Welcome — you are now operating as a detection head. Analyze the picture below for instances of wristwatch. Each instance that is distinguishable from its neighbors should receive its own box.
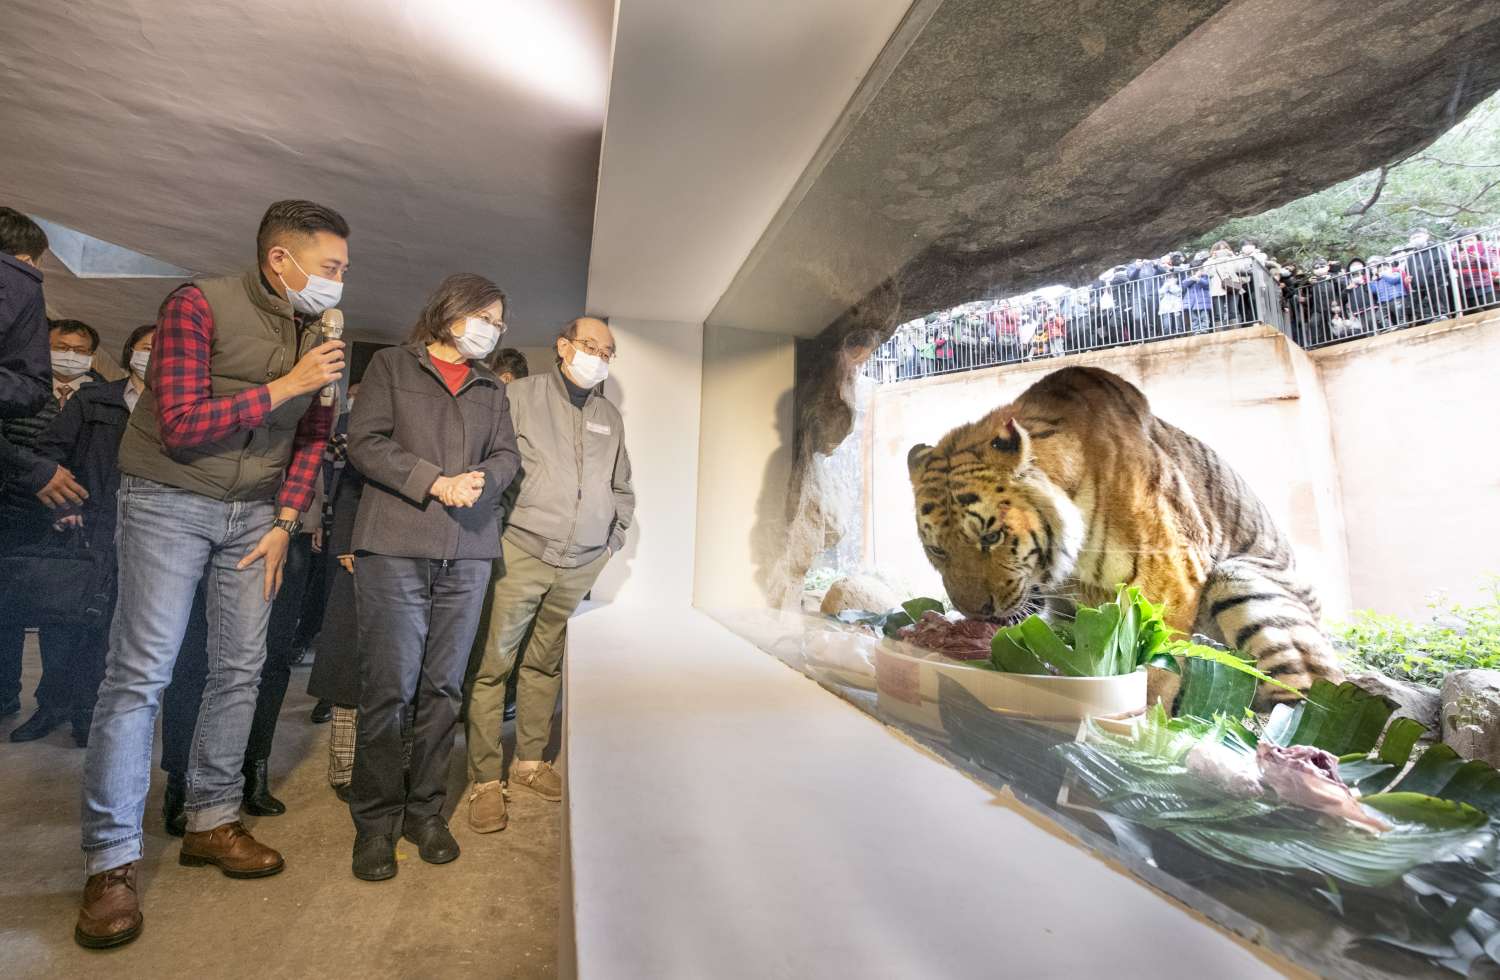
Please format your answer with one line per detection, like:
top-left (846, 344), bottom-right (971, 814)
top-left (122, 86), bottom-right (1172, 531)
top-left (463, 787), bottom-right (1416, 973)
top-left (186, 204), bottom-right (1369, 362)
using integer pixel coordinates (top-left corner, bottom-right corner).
top-left (272, 517), bottom-right (303, 537)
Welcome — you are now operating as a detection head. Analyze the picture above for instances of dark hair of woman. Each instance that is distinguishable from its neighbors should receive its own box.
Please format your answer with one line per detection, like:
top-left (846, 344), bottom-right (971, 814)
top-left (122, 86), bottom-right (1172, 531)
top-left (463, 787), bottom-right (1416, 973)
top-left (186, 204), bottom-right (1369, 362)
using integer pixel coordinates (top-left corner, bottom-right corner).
top-left (406, 273), bottom-right (508, 347)
top-left (120, 323), bottom-right (155, 369)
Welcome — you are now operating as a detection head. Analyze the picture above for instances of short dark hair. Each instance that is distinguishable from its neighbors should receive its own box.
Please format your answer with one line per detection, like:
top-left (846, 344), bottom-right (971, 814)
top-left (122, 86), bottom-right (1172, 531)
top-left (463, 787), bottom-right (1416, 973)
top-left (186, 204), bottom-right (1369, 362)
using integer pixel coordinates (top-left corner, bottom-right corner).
top-left (490, 347), bottom-right (529, 380)
top-left (407, 273), bottom-right (507, 347)
top-left (48, 318), bottom-right (100, 353)
top-left (256, 199), bottom-right (350, 263)
top-left (121, 323), bottom-right (155, 369)
top-left (0, 207), bottom-right (48, 258)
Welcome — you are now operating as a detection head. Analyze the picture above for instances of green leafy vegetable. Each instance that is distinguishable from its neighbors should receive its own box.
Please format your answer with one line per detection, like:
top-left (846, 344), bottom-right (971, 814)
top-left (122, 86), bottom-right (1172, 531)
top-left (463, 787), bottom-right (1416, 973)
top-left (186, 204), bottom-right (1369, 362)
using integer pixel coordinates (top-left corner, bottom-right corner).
top-left (987, 584), bottom-right (1181, 677)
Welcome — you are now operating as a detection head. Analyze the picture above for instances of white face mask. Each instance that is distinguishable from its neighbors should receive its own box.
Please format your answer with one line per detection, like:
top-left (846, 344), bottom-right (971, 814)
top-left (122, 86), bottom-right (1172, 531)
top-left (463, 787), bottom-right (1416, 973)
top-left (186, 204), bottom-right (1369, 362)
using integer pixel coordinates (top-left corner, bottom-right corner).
top-left (51, 350), bottom-right (93, 377)
top-left (278, 251), bottom-right (343, 315)
top-left (129, 349), bottom-right (151, 377)
top-left (454, 316), bottom-right (500, 360)
top-left (567, 346), bottom-right (609, 387)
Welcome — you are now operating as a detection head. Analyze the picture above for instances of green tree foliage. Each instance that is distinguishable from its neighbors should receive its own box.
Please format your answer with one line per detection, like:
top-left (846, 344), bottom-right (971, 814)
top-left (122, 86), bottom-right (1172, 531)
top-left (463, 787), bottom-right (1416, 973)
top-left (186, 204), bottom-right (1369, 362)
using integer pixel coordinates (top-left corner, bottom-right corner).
top-left (1186, 90), bottom-right (1500, 266)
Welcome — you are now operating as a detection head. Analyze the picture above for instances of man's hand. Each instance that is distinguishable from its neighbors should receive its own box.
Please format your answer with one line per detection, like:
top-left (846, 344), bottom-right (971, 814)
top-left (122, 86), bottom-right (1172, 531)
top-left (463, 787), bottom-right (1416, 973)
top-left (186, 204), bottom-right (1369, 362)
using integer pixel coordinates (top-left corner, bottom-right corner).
top-left (338, 553), bottom-right (355, 575)
top-left (311, 524), bottom-right (324, 553)
top-left (270, 340), bottom-right (345, 401)
top-left (36, 464), bottom-right (88, 508)
top-left (237, 525), bottom-right (292, 601)
top-left (54, 513), bottom-right (84, 532)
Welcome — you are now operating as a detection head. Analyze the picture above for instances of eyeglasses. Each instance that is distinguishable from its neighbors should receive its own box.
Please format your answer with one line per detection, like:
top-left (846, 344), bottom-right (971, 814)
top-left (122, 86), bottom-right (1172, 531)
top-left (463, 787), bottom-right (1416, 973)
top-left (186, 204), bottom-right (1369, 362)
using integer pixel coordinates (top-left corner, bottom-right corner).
top-left (569, 337), bottom-right (616, 362)
top-left (472, 314), bottom-right (507, 334)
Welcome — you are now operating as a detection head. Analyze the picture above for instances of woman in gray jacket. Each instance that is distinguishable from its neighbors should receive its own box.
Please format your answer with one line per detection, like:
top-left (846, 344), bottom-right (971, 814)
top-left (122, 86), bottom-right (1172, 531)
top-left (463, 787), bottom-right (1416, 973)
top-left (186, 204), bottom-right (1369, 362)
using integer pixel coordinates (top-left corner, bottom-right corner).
top-left (344, 273), bottom-right (519, 881)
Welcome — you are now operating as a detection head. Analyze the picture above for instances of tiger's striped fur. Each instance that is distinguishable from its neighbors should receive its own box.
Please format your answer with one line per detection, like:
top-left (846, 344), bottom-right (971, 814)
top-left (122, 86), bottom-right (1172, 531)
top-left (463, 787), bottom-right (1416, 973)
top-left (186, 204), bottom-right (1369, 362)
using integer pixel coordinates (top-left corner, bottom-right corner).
top-left (907, 366), bottom-right (1342, 701)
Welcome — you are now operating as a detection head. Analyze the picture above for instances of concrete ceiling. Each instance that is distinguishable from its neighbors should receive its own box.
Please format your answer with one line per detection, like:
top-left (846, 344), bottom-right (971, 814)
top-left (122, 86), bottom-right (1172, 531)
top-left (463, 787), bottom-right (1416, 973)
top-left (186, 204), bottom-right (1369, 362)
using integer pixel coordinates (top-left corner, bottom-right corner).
top-left (1, 0), bottom-right (613, 351)
top-left (707, 0), bottom-right (1500, 337)
top-left (585, 0), bottom-right (921, 325)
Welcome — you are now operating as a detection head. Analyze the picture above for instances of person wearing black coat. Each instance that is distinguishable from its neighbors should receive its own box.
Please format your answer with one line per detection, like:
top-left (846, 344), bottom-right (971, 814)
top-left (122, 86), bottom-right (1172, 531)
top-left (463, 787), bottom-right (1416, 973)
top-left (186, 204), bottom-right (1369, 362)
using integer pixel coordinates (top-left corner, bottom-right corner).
top-left (0, 209), bottom-right (51, 423)
top-left (13, 324), bottom-right (155, 743)
top-left (344, 273), bottom-right (520, 881)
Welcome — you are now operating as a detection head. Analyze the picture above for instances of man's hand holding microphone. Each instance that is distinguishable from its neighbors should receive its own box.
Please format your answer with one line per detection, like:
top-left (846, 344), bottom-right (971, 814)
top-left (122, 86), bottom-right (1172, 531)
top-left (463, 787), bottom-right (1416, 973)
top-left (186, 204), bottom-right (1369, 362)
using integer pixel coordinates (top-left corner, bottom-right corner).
top-left (266, 312), bottom-right (346, 408)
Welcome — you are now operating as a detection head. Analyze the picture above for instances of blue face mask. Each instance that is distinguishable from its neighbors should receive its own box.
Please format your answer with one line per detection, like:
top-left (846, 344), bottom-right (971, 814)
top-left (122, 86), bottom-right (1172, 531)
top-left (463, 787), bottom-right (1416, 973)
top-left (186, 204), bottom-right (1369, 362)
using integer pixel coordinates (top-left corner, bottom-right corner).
top-left (278, 252), bottom-right (343, 315)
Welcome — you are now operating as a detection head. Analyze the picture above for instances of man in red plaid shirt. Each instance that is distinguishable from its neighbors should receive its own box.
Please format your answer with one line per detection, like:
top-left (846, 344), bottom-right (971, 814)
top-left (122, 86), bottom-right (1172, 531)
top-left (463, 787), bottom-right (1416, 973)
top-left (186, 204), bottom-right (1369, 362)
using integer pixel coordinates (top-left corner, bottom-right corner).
top-left (76, 201), bottom-right (348, 950)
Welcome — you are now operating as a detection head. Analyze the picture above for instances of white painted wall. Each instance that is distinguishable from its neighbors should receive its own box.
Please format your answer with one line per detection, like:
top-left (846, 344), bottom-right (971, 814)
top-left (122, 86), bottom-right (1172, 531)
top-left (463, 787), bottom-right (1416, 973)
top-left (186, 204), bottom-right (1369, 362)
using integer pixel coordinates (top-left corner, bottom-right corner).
top-left (584, 318), bottom-right (704, 608)
top-left (1316, 312), bottom-right (1500, 616)
top-left (692, 323), bottom-right (797, 609)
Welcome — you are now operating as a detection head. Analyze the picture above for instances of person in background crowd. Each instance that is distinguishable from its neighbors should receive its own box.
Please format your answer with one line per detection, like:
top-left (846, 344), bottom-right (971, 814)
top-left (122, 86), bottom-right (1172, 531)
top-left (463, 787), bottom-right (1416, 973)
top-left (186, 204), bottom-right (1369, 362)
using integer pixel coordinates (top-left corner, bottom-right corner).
top-left (465, 316), bottom-right (633, 836)
top-left (1343, 260), bottom-right (1375, 334)
top-left (1452, 232), bottom-right (1500, 311)
top-left (8, 324), bottom-right (154, 748)
top-left (75, 200), bottom-right (347, 950)
top-left (1302, 258), bottom-right (1339, 342)
top-left (1, 318), bottom-right (104, 738)
top-left (1203, 240), bottom-right (1240, 327)
top-left (0, 208), bottom-right (52, 436)
top-left (1370, 257), bottom-right (1409, 332)
top-left (344, 273), bottom-right (520, 882)
top-left (1158, 271), bottom-right (1184, 335)
top-left (1042, 304), bottom-right (1067, 356)
top-left (307, 382), bottom-right (362, 796)
top-left (490, 347), bottom-right (530, 385)
top-left (991, 300), bottom-right (1021, 363)
top-left (1392, 227), bottom-right (1451, 324)
top-left (1183, 257), bottom-right (1214, 334)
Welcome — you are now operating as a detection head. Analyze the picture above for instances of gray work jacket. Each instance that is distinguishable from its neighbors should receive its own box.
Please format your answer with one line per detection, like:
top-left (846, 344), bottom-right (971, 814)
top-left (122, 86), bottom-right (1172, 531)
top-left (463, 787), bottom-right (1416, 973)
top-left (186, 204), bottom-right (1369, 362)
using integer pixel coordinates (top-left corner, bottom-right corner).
top-left (503, 368), bottom-right (634, 568)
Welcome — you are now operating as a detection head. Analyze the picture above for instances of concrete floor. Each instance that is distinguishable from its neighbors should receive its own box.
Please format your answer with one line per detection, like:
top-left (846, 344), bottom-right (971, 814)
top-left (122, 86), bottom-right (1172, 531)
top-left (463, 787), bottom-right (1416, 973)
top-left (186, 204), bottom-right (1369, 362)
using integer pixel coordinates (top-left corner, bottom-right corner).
top-left (0, 638), bottom-right (561, 979)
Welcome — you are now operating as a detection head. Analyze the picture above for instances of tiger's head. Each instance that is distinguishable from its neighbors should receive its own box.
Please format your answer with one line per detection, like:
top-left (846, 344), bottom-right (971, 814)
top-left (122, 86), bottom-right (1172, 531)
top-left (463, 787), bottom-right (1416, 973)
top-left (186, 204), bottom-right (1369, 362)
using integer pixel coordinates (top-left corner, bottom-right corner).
top-left (908, 417), bottom-right (1083, 623)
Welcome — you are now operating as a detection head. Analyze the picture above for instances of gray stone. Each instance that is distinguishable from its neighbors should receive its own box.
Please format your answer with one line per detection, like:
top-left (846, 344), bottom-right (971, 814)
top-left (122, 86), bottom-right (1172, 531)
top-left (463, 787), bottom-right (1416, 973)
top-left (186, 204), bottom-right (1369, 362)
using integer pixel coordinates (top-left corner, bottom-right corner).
top-left (1350, 670), bottom-right (1441, 730)
top-left (820, 574), bottom-right (903, 617)
top-left (1440, 670), bottom-right (1500, 766)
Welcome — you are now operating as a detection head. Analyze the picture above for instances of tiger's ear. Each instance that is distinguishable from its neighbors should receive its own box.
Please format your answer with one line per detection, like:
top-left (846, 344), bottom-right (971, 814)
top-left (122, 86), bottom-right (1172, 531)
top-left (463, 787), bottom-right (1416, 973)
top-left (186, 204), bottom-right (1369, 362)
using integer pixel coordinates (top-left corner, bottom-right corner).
top-left (907, 443), bottom-right (934, 479)
top-left (989, 417), bottom-right (1032, 458)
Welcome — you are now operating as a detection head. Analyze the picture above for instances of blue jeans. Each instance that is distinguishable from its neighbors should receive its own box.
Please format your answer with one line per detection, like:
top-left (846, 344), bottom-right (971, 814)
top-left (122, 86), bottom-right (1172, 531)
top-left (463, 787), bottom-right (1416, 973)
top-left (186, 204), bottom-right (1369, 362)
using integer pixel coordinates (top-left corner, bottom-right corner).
top-left (81, 476), bottom-right (275, 874)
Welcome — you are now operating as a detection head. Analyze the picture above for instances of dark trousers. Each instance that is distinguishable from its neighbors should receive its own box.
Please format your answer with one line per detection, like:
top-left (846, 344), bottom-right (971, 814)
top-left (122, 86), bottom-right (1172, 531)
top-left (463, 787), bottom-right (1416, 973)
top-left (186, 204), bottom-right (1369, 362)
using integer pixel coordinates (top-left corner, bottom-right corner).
top-left (292, 540), bottom-right (331, 650)
top-left (160, 535), bottom-right (314, 775)
top-left (350, 555), bottom-right (489, 838)
top-left (0, 622), bottom-right (105, 717)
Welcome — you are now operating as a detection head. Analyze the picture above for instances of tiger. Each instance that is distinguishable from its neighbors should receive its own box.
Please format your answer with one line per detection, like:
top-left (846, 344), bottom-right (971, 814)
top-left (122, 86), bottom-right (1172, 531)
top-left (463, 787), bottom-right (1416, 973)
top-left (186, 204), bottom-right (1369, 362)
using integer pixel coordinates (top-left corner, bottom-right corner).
top-left (907, 365), bottom-right (1343, 701)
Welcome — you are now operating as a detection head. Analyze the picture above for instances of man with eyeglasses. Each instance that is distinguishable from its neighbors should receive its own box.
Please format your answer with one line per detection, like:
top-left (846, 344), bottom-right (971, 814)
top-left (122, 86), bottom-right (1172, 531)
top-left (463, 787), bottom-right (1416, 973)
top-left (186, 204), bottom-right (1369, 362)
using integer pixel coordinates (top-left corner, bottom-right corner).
top-left (463, 316), bottom-right (634, 832)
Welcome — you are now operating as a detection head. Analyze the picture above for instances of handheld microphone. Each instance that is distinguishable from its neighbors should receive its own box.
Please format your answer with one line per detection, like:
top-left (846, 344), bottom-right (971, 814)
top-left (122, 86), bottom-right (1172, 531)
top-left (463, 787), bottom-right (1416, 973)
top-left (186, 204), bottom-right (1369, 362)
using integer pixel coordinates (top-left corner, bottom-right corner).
top-left (319, 309), bottom-right (345, 407)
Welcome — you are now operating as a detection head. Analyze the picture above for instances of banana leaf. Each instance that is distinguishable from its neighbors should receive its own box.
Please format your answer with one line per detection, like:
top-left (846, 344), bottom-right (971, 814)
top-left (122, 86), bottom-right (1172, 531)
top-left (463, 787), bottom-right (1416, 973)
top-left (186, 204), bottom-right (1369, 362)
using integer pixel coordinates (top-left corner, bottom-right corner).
top-left (1263, 679), bottom-right (1395, 756)
top-left (833, 596), bottom-right (946, 637)
top-left (1173, 642), bottom-right (1303, 717)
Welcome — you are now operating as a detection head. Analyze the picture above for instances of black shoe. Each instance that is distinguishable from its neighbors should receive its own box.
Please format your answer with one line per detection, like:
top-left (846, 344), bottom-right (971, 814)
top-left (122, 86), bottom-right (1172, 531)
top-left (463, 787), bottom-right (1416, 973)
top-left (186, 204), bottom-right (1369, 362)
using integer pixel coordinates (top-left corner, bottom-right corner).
top-left (0, 696), bottom-right (19, 718)
top-left (310, 699), bottom-right (333, 724)
top-left (402, 815), bottom-right (460, 865)
top-left (352, 834), bottom-right (397, 881)
top-left (242, 759), bottom-right (286, 816)
top-left (333, 783), bottom-right (352, 803)
top-left (163, 772), bottom-right (187, 838)
top-left (9, 706), bottom-right (65, 742)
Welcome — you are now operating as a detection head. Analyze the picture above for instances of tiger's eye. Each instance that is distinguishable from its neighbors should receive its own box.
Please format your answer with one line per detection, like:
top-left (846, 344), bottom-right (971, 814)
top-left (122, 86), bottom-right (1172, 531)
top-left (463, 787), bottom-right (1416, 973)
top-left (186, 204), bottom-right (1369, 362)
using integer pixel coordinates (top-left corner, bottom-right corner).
top-left (980, 531), bottom-right (1002, 547)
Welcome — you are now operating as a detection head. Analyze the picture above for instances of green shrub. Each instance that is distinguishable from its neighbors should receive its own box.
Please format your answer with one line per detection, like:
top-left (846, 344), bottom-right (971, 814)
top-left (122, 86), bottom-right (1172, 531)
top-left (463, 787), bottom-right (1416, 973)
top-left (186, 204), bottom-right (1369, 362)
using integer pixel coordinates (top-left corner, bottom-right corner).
top-left (1337, 579), bottom-right (1500, 686)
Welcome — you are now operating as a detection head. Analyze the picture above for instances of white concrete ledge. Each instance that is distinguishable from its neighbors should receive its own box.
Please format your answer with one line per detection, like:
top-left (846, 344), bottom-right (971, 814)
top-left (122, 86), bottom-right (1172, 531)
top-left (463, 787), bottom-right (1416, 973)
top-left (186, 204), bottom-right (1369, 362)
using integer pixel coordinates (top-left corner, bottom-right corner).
top-left (562, 604), bottom-right (1286, 978)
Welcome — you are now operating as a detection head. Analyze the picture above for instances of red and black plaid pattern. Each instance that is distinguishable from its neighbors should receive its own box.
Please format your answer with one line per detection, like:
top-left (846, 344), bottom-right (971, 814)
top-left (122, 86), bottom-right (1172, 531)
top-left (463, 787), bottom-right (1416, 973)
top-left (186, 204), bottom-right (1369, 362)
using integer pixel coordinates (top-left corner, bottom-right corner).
top-left (150, 285), bottom-right (332, 513)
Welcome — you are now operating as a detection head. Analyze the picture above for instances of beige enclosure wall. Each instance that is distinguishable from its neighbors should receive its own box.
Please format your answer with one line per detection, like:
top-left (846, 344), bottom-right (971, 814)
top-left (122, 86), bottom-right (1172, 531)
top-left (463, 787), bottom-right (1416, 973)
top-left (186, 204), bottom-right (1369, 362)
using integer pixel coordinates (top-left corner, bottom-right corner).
top-left (692, 323), bottom-right (797, 609)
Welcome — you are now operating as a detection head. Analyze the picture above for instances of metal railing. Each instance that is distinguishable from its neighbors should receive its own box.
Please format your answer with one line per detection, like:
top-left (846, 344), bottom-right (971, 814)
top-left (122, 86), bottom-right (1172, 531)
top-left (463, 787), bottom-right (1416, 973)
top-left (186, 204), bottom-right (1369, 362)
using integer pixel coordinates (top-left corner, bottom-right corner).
top-left (861, 226), bottom-right (1500, 383)
top-left (1289, 229), bottom-right (1500, 348)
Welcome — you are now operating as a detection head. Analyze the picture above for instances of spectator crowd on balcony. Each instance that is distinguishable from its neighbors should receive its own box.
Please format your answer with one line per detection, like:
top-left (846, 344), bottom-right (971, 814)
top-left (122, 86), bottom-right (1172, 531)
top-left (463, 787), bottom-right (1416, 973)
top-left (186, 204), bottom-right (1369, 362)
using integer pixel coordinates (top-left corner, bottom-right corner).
top-left (866, 225), bottom-right (1500, 383)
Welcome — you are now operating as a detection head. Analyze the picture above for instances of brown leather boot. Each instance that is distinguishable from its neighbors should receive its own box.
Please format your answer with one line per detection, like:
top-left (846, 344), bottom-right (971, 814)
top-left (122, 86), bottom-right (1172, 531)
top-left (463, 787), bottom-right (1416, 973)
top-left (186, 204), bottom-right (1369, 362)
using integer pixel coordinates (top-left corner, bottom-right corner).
top-left (75, 863), bottom-right (143, 949)
top-left (180, 821), bottom-right (285, 878)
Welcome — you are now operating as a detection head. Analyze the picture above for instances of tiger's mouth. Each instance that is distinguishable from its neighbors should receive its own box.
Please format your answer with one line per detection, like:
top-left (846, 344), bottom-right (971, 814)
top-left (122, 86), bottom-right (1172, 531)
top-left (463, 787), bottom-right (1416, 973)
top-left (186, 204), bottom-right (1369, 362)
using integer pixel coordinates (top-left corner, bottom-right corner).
top-left (984, 591), bottom-right (1044, 627)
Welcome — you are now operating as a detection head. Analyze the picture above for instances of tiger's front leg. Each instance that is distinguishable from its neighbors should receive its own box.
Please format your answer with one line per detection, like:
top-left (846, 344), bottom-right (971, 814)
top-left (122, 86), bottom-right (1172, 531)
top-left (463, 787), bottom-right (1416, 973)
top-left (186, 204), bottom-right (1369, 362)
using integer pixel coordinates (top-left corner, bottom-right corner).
top-left (1200, 556), bottom-right (1344, 704)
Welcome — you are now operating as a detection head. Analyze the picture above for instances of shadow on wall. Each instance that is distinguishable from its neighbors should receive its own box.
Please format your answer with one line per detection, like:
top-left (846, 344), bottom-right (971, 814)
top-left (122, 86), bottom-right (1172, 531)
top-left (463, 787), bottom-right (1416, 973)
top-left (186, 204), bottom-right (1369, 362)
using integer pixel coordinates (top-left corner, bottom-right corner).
top-left (763, 280), bottom-right (903, 608)
top-left (750, 388), bottom-right (797, 601)
top-left (589, 373), bottom-right (634, 604)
